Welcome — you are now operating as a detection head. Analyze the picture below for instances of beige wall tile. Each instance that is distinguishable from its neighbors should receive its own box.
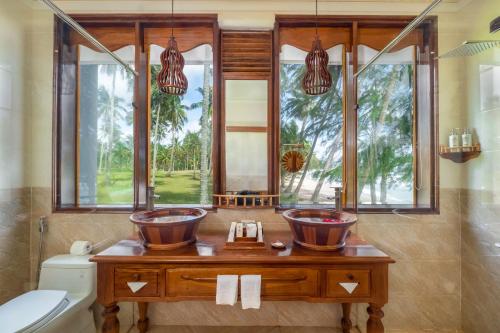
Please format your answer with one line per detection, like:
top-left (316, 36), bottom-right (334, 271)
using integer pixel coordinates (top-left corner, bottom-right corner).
top-left (274, 301), bottom-right (343, 327)
top-left (148, 301), bottom-right (279, 326)
top-left (358, 295), bottom-right (461, 333)
top-left (389, 260), bottom-right (460, 297)
top-left (357, 222), bottom-right (460, 261)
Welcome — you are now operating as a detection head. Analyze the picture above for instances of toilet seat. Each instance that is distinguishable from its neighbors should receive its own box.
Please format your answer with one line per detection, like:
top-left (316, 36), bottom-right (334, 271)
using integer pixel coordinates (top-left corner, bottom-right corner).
top-left (0, 290), bottom-right (69, 333)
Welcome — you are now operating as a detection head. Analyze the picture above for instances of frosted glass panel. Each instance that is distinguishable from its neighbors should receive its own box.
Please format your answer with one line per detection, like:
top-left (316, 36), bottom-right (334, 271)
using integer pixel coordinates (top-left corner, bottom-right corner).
top-left (225, 80), bottom-right (268, 126)
top-left (226, 132), bottom-right (268, 191)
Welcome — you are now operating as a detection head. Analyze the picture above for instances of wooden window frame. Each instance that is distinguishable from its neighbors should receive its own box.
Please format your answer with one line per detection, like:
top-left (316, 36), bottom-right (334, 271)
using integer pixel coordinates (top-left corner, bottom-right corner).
top-left (52, 14), bottom-right (220, 213)
top-left (274, 15), bottom-right (439, 214)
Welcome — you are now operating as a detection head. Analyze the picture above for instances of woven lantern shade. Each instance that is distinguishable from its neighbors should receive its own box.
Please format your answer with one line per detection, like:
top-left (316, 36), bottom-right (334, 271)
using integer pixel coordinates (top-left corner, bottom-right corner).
top-left (157, 36), bottom-right (188, 95)
top-left (302, 36), bottom-right (332, 96)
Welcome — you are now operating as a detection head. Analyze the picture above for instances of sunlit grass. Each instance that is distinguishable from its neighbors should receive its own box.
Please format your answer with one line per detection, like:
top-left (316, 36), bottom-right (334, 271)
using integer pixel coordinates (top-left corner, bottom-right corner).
top-left (97, 170), bottom-right (212, 205)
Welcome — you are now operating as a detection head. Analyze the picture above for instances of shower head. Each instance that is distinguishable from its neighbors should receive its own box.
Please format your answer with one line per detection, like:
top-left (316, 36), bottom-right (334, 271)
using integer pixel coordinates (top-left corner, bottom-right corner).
top-left (438, 40), bottom-right (500, 58)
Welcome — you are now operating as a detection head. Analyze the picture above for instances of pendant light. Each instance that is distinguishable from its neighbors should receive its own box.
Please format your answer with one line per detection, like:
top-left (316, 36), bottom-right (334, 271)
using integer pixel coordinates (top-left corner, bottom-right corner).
top-left (157, 0), bottom-right (188, 95)
top-left (302, 0), bottom-right (332, 96)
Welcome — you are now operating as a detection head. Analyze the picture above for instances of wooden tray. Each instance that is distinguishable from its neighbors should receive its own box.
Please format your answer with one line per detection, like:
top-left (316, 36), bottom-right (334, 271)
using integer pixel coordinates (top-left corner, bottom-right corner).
top-left (225, 221), bottom-right (265, 250)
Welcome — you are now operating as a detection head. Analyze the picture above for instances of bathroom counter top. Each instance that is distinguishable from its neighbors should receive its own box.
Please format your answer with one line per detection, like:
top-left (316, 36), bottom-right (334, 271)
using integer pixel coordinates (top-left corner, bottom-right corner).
top-left (93, 230), bottom-right (394, 333)
top-left (91, 230), bottom-right (394, 265)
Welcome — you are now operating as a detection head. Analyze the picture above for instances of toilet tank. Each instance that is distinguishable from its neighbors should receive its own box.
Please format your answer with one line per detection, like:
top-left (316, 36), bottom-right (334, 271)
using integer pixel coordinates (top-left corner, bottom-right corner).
top-left (38, 255), bottom-right (96, 297)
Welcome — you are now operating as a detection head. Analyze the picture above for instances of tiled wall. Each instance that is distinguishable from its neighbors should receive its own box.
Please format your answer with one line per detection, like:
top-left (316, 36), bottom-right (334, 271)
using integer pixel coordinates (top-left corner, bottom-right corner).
top-left (0, 189), bottom-right (31, 303)
top-left (459, 0), bottom-right (500, 332)
top-left (0, 1), bottom-right (32, 304)
top-left (461, 190), bottom-right (500, 333)
top-left (356, 189), bottom-right (462, 333)
top-left (30, 187), bottom-right (463, 332)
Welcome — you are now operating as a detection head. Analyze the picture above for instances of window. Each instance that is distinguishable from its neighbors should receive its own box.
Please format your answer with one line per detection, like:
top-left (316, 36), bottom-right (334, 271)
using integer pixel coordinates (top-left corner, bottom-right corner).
top-left (54, 16), bottom-right (219, 211)
top-left (148, 44), bottom-right (214, 206)
top-left (54, 15), bottom-right (438, 213)
top-left (276, 17), bottom-right (438, 212)
top-left (357, 46), bottom-right (415, 207)
top-left (78, 45), bottom-right (135, 206)
top-left (279, 45), bottom-right (344, 206)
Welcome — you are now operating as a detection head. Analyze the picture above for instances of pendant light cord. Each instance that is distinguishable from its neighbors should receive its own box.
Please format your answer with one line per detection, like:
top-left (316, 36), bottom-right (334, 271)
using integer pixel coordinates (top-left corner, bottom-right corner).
top-left (171, 0), bottom-right (174, 38)
top-left (315, 0), bottom-right (318, 37)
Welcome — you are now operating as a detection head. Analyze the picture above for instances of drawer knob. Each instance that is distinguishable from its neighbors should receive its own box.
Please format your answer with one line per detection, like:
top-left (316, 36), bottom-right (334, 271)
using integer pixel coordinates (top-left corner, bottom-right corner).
top-left (132, 273), bottom-right (141, 281)
top-left (127, 281), bottom-right (148, 293)
top-left (338, 282), bottom-right (359, 294)
top-left (346, 273), bottom-right (354, 280)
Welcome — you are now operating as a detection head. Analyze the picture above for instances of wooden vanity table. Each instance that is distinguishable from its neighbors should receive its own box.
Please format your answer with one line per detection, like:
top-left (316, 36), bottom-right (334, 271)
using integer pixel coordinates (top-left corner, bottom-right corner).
top-left (91, 230), bottom-right (394, 333)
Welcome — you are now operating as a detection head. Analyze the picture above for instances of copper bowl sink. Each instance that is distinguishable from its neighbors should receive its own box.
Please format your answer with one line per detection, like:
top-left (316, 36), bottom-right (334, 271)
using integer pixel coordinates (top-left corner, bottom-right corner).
top-left (282, 209), bottom-right (357, 251)
top-left (130, 208), bottom-right (207, 250)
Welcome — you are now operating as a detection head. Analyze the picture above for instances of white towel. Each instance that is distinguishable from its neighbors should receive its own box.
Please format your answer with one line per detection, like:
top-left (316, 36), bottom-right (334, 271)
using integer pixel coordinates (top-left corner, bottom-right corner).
top-left (241, 275), bottom-right (261, 309)
top-left (216, 275), bottom-right (238, 306)
top-left (246, 223), bottom-right (257, 238)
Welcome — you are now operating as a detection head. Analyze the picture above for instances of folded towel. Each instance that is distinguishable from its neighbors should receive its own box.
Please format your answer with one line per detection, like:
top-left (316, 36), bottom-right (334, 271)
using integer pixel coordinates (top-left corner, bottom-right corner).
top-left (241, 275), bottom-right (261, 309)
top-left (246, 223), bottom-right (257, 238)
top-left (216, 275), bottom-right (238, 306)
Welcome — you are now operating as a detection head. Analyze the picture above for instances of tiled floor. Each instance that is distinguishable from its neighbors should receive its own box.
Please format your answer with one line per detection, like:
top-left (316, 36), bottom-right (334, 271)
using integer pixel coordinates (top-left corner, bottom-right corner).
top-left (127, 326), bottom-right (354, 333)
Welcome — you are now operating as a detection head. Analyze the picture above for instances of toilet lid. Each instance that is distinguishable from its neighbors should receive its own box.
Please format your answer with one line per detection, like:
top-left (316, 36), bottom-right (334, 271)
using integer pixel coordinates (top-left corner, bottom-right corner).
top-left (0, 290), bottom-right (69, 333)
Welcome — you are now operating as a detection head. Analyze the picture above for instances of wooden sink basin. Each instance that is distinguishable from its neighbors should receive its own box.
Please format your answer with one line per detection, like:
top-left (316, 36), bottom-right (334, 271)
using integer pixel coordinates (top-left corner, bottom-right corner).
top-left (130, 208), bottom-right (207, 250)
top-left (282, 209), bottom-right (357, 251)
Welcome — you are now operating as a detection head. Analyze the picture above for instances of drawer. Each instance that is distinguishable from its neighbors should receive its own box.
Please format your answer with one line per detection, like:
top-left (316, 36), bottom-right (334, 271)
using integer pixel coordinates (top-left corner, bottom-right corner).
top-left (325, 269), bottom-right (370, 298)
top-left (114, 268), bottom-right (160, 298)
top-left (167, 268), bottom-right (319, 297)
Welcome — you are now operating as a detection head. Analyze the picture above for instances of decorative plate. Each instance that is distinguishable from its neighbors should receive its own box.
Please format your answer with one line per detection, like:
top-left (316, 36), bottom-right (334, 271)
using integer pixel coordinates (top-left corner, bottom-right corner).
top-left (281, 151), bottom-right (305, 173)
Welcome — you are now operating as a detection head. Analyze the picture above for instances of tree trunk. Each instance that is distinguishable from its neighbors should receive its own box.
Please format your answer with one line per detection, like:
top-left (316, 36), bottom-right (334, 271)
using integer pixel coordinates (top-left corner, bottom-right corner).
top-left (310, 138), bottom-right (339, 203)
top-left (168, 129), bottom-right (176, 176)
top-left (151, 105), bottom-right (161, 185)
top-left (199, 63), bottom-right (211, 204)
top-left (293, 130), bottom-right (321, 196)
top-left (284, 117), bottom-right (308, 193)
top-left (192, 153), bottom-right (197, 179)
top-left (358, 67), bottom-right (397, 204)
top-left (105, 69), bottom-right (117, 185)
top-left (370, 180), bottom-right (377, 205)
top-left (380, 173), bottom-right (387, 204)
top-left (98, 141), bottom-right (105, 172)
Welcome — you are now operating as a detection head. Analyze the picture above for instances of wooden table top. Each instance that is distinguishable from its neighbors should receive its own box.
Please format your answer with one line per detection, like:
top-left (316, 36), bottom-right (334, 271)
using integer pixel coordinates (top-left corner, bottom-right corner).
top-left (91, 230), bottom-right (394, 265)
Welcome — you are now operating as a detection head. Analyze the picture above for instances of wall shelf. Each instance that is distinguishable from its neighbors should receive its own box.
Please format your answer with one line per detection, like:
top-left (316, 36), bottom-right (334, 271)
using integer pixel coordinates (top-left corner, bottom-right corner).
top-left (213, 193), bottom-right (279, 209)
top-left (439, 144), bottom-right (481, 163)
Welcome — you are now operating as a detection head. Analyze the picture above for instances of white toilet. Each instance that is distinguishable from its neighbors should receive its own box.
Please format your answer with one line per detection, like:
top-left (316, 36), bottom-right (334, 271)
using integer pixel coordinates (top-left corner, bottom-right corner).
top-left (0, 255), bottom-right (97, 333)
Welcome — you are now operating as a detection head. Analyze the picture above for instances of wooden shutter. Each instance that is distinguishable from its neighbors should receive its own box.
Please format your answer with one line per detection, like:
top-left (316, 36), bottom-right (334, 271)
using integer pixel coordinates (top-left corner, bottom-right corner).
top-left (221, 31), bottom-right (272, 74)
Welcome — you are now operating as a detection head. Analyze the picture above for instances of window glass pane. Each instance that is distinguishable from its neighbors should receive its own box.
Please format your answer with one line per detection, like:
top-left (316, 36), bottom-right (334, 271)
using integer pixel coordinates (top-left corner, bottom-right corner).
top-left (149, 44), bottom-right (213, 205)
top-left (279, 44), bottom-right (343, 206)
top-left (225, 80), bottom-right (268, 127)
top-left (224, 79), bottom-right (268, 193)
top-left (78, 45), bottom-right (135, 206)
top-left (357, 45), bottom-right (415, 207)
top-left (226, 132), bottom-right (268, 191)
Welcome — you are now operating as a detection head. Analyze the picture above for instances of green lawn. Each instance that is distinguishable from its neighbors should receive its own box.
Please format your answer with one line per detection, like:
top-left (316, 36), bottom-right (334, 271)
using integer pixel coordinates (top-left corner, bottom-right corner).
top-left (97, 169), bottom-right (211, 205)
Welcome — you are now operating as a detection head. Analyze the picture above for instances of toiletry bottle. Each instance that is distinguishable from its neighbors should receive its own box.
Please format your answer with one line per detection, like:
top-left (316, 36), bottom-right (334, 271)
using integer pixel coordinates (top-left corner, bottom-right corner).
top-left (449, 128), bottom-right (460, 148)
top-left (462, 128), bottom-right (472, 147)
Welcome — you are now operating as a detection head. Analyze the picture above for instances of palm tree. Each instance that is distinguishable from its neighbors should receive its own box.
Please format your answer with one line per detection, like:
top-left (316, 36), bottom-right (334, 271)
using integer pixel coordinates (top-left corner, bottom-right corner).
top-left (187, 65), bottom-right (213, 204)
top-left (357, 64), bottom-right (414, 204)
top-left (164, 96), bottom-right (187, 176)
top-left (282, 65), bottom-right (343, 198)
top-left (182, 131), bottom-right (201, 178)
top-left (97, 85), bottom-right (128, 184)
top-left (150, 65), bottom-right (173, 185)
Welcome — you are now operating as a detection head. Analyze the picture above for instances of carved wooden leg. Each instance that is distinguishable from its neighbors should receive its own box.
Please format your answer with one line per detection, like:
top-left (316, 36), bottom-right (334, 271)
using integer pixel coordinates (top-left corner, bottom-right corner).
top-left (341, 303), bottom-right (353, 333)
top-left (102, 303), bottom-right (120, 333)
top-left (137, 302), bottom-right (150, 333)
top-left (366, 303), bottom-right (385, 333)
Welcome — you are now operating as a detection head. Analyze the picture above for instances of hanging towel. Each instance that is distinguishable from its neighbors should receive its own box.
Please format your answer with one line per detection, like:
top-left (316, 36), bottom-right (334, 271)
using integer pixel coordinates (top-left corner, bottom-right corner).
top-left (241, 275), bottom-right (261, 309)
top-left (216, 275), bottom-right (238, 306)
